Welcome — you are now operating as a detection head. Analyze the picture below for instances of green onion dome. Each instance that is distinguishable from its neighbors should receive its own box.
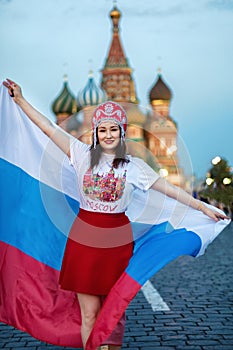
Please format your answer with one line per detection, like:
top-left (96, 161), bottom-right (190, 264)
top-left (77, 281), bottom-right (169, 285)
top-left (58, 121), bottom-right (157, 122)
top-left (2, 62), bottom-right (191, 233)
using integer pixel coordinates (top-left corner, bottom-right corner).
top-left (149, 73), bottom-right (172, 102)
top-left (77, 70), bottom-right (107, 109)
top-left (52, 75), bottom-right (77, 115)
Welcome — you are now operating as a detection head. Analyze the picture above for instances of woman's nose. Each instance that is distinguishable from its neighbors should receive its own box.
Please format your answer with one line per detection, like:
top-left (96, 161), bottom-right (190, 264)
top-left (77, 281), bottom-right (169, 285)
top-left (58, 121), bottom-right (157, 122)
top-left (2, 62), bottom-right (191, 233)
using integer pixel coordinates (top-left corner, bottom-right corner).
top-left (106, 129), bottom-right (112, 138)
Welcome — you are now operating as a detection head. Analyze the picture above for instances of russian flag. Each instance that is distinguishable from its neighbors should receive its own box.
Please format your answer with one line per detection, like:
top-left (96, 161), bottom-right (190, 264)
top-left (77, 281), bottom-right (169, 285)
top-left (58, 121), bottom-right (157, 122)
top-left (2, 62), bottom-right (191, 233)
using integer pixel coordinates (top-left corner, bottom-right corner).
top-left (0, 84), bottom-right (230, 350)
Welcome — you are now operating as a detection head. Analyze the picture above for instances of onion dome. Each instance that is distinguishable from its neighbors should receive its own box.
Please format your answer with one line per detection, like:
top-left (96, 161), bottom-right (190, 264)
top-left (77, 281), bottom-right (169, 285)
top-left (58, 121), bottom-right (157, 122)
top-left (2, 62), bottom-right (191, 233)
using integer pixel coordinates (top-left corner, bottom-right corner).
top-left (77, 70), bottom-right (107, 109)
top-left (149, 73), bottom-right (172, 102)
top-left (52, 75), bottom-right (77, 115)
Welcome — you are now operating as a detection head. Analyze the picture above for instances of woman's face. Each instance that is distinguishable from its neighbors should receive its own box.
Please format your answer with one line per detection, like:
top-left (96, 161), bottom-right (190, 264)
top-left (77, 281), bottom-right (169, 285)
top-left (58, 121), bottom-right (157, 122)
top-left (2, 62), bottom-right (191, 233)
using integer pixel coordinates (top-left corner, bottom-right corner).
top-left (97, 121), bottom-right (120, 154)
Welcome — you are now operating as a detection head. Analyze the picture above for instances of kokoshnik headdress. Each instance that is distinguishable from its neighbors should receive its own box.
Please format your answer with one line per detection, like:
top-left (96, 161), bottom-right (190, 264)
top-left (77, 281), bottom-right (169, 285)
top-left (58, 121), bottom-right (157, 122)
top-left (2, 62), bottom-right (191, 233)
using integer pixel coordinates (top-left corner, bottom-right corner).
top-left (92, 101), bottom-right (127, 148)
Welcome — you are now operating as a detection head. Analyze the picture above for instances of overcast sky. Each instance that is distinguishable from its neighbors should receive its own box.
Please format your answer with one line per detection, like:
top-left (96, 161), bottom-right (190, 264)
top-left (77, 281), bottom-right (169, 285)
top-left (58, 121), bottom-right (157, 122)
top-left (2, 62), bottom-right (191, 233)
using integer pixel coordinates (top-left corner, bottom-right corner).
top-left (1, 0), bottom-right (233, 180)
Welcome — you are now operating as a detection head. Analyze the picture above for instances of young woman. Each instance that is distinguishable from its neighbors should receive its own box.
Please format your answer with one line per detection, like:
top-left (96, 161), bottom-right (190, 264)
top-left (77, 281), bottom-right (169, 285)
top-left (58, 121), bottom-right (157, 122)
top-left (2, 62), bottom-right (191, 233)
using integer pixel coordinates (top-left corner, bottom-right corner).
top-left (3, 79), bottom-right (228, 350)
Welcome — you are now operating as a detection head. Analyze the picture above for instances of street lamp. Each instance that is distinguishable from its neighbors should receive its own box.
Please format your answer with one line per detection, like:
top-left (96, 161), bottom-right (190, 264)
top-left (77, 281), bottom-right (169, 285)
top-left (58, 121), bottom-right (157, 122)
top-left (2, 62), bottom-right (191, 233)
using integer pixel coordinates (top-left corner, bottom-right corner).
top-left (206, 177), bottom-right (214, 186)
top-left (159, 168), bottom-right (169, 178)
top-left (223, 178), bottom-right (232, 185)
top-left (212, 156), bottom-right (221, 165)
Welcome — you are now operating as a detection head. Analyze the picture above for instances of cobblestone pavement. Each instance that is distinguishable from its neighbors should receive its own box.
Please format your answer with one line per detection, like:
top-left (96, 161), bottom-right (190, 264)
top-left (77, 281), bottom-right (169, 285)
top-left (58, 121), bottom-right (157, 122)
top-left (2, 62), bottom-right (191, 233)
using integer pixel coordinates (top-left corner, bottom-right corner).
top-left (1, 222), bottom-right (232, 350)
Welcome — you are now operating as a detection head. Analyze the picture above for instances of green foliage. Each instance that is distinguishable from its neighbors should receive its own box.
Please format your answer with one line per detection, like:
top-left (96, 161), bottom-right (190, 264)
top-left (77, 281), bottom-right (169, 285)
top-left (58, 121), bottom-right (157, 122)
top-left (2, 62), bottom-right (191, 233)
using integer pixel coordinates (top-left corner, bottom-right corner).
top-left (200, 158), bottom-right (233, 206)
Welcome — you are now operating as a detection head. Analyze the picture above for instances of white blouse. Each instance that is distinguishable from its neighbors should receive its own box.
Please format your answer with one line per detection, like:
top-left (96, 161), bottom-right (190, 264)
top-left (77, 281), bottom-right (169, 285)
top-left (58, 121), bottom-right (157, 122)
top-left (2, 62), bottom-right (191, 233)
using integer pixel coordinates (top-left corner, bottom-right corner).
top-left (70, 139), bottom-right (160, 213)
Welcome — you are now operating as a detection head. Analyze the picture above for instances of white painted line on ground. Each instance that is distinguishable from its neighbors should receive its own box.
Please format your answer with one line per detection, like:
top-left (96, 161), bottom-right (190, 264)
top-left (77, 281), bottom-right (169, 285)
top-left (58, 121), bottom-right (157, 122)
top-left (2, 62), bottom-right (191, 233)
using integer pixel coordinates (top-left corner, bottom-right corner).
top-left (141, 280), bottom-right (170, 311)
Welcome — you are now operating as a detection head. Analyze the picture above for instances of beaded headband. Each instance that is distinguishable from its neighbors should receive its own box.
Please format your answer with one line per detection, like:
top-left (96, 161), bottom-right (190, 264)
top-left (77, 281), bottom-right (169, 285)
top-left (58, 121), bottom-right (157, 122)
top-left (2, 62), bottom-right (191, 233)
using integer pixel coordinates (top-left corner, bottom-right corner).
top-left (92, 101), bottom-right (127, 148)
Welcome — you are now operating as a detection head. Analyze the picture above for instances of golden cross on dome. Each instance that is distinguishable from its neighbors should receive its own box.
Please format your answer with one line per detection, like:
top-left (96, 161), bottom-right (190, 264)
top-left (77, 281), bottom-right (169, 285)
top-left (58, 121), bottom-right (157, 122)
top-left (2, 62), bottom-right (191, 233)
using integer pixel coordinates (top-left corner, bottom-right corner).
top-left (62, 62), bottom-right (69, 82)
top-left (88, 59), bottom-right (94, 77)
top-left (157, 55), bottom-right (162, 74)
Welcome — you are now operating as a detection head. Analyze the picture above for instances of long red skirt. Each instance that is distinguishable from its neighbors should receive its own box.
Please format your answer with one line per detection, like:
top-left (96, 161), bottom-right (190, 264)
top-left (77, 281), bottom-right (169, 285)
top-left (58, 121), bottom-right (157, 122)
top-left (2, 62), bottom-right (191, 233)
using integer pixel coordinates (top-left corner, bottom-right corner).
top-left (59, 209), bottom-right (133, 295)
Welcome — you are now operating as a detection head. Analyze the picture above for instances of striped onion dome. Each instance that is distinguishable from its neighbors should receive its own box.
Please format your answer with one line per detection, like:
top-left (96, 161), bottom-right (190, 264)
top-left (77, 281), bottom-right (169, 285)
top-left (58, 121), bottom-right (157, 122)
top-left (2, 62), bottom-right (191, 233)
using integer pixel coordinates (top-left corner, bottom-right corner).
top-left (52, 75), bottom-right (77, 115)
top-left (149, 73), bottom-right (172, 102)
top-left (77, 70), bottom-right (107, 109)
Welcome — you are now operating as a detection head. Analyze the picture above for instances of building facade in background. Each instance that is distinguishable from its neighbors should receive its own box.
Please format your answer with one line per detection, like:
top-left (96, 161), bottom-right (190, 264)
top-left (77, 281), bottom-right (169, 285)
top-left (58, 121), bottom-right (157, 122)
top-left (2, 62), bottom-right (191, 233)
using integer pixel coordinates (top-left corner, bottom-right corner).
top-left (52, 4), bottom-right (184, 186)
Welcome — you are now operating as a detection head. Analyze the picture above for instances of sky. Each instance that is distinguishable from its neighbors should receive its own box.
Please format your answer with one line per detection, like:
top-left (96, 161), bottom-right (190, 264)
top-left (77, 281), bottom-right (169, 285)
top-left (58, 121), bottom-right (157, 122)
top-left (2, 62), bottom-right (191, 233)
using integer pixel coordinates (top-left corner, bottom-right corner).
top-left (0, 0), bottom-right (233, 181)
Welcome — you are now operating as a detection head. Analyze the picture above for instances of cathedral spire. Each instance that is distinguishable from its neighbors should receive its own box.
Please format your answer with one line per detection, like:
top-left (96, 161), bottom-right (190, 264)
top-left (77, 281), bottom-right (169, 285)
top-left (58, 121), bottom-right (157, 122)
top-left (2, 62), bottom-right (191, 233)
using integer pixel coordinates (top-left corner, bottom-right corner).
top-left (101, 4), bottom-right (138, 103)
top-left (110, 1), bottom-right (121, 33)
top-left (104, 4), bottom-right (127, 67)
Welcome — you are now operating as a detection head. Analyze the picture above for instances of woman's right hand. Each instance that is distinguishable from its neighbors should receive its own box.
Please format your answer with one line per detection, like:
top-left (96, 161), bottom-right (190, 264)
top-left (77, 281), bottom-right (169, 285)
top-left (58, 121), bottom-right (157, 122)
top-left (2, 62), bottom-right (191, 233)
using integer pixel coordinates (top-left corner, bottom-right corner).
top-left (3, 78), bottom-right (72, 156)
top-left (3, 79), bottom-right (23, 104)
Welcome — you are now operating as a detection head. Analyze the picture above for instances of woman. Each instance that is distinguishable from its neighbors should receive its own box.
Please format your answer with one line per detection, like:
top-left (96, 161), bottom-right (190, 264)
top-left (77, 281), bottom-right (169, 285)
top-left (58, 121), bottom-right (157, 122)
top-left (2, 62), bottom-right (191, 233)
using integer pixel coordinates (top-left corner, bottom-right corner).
top-left (3, 79), bottom-right (228, 350)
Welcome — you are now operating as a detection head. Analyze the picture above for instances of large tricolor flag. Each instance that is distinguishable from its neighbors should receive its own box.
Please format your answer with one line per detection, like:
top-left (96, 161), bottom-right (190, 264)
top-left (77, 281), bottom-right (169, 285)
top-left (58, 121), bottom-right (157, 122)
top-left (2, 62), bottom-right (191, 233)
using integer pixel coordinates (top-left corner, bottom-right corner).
top-left (0, 84), bottom-right (230, 350)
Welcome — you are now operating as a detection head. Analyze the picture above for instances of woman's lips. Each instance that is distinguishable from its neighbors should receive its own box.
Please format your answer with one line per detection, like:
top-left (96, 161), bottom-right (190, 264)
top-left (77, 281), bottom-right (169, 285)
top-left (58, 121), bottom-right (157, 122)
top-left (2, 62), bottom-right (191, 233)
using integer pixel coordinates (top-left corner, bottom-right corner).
top-left (104, 140), bottom-right (114, 144)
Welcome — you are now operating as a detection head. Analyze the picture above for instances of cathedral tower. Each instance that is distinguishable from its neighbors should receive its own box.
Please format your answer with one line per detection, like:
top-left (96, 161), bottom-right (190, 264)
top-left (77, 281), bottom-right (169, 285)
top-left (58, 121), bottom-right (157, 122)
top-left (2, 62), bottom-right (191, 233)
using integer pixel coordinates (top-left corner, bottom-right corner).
top-left (146, 71), bottom-right (184, 186)
top-left (101, 4), bottom-right (138, 104)
top-left (101, 4), bottom-right (146, 157)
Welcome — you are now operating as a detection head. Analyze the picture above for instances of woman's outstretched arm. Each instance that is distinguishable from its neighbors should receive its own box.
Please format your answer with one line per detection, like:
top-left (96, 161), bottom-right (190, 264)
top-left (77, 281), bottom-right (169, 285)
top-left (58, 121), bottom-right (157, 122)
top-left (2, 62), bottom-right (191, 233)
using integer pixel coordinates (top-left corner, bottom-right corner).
top-left (151, 177), bottom-right (229, 222)
top-left (3, 78), bottom-right (72, 157)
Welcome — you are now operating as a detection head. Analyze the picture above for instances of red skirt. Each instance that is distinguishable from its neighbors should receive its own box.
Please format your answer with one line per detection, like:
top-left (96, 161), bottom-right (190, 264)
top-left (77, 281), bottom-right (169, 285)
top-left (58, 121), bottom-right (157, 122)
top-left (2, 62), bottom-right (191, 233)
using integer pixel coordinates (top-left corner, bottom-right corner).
top-left (59, 209), bottom-right (133, 295)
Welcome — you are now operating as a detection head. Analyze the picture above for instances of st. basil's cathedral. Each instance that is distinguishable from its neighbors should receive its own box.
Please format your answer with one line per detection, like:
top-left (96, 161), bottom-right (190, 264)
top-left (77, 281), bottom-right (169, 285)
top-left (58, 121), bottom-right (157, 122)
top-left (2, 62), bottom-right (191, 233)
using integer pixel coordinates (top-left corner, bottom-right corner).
top-left (51, 4), bottom-right (185, 187)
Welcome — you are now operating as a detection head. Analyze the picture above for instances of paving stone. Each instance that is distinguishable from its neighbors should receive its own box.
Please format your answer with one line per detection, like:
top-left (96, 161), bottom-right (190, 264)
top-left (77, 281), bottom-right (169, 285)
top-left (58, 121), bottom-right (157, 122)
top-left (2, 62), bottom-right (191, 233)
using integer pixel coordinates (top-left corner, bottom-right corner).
top-left (187, 339), bottom-right (221, 345)
top-left (142, 347), bottom-right (173, 350)
top-left (11, 348), bottom-right (37, 350)
top-left (202, 347), bottom-right (233, 350)
top-left (162, 334), bottom-right (188, 341)
top-left (176, 347), bottom-right (202, 350)
top-left (219, 340), bottom-right (233, 345)
top-left (4, 342), bottom-right (27, 348)
top-left (26, 341), bottom-right (46, 346)
top-left (222, 335), bottom-right (233, 339)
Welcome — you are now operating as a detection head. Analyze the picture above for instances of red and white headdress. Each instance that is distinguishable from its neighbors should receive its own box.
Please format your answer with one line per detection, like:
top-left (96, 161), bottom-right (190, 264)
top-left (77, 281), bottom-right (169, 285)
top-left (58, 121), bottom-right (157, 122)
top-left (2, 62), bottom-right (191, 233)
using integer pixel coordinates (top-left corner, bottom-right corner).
top-left (92, 101), bottom-right (127, 148)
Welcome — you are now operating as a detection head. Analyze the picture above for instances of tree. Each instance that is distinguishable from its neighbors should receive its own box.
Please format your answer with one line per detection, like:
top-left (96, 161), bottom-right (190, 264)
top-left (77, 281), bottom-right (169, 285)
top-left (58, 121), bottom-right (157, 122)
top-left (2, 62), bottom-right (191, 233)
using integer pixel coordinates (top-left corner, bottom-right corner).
top-left (199, 157), bottom-right (233, 215)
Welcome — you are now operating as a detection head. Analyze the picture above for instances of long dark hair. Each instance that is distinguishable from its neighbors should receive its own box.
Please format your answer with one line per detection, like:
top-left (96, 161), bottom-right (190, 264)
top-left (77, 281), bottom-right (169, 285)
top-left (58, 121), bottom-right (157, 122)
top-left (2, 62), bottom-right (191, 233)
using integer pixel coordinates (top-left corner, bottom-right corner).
top-left (90, 126), bottom-right (129, 169)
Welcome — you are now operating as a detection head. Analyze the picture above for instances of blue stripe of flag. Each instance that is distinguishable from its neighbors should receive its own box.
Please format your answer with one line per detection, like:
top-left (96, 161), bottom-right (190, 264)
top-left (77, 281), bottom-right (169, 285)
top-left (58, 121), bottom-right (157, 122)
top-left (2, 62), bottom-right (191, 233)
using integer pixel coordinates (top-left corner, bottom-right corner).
top-left (0, 158), bottom-right (79, 270)
top-left (127, 222), bottom-right (202, 286)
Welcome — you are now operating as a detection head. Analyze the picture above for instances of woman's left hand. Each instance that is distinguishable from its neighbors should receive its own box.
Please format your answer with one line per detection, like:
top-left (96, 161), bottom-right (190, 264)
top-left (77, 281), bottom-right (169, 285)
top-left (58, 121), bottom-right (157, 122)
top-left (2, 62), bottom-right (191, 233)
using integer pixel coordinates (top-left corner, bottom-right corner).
top-left (200, 204), bottom-right (230, 222)
top-left (3, 79), bottom-right (23, 104)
